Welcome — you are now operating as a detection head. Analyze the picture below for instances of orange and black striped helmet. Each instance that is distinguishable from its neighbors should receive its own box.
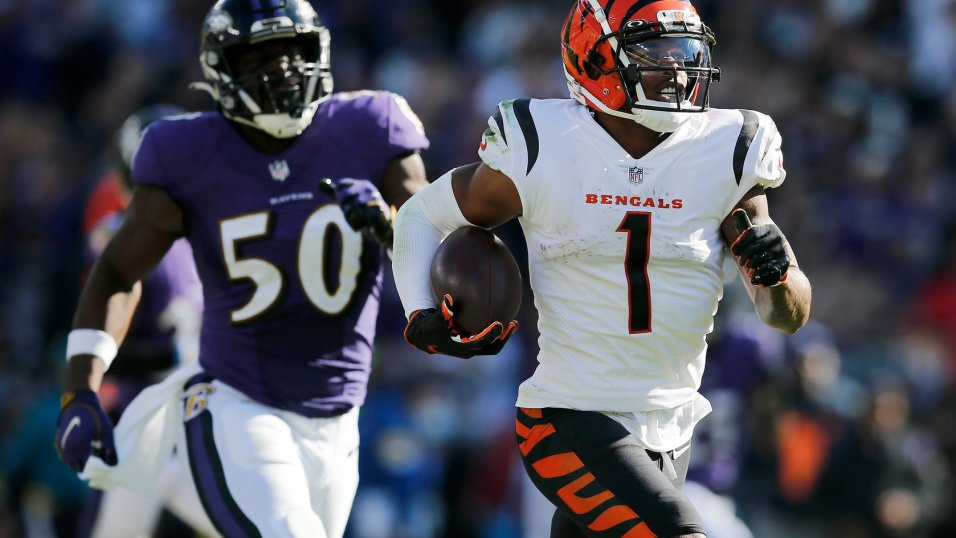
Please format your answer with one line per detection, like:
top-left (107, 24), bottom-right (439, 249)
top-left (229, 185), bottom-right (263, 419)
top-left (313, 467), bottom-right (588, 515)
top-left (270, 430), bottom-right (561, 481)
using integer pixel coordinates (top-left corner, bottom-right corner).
top-left (562, 0), bottom-right (720, 132)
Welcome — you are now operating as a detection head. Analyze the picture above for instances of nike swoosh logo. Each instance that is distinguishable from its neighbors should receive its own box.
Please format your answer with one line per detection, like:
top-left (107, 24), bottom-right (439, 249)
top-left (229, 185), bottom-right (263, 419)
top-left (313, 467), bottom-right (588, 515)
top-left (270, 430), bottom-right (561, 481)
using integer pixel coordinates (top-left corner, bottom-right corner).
top-left (60, 416), bottom-right (82, 449)
top-left (671, 443), bottom-right (691, 460)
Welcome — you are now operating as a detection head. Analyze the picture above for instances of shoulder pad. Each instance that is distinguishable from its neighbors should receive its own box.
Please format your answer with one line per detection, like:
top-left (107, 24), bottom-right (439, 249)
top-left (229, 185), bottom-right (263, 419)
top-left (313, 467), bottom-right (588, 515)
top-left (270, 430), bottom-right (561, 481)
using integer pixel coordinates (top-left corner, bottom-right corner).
top-left (733, 109), bottom-right (760, 185)
top-left (734, 109), bottom-right (785, 190)
top-left (479, 99), bottom-right (540, 178)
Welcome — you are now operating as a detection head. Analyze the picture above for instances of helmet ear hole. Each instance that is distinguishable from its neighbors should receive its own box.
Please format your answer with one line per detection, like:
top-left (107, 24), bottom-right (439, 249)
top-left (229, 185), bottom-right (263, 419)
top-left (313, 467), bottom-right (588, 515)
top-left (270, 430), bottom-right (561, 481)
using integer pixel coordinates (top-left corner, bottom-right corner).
top-left (565, 45), bottom-right (584, 76)
top-left (625, 64), bottom-right (640, 83)
top-left (585, 51), bottom-right (605, 80)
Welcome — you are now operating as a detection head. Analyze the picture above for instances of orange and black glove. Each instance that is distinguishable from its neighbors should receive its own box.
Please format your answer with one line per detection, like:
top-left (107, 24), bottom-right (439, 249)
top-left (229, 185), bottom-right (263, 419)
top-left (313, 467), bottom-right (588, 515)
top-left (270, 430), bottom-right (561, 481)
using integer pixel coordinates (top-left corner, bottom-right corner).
top-left (404, 294), bottom-right (518, 359)
top-left (731, 209), bottom-right (792, 287)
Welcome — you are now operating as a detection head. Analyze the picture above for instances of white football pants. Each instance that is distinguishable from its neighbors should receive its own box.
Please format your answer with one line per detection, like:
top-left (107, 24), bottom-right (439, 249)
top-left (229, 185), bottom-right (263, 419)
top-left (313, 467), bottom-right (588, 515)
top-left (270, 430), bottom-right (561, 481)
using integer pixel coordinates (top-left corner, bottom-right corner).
top-left (179, 379), bottom-right (360, 538)
top-left (90, 456), bottom-right (218, 538)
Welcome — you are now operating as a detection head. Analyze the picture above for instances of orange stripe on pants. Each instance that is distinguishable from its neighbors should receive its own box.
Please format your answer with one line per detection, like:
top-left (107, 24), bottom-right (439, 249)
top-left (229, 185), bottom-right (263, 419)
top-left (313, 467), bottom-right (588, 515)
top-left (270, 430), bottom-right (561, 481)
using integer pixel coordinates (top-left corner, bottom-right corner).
top-left (518, 423), bottom-right (556, 456)
top-left (557, 473), bottom-right (614, 514)
top-left (531, 452), bottom-right (585, 478)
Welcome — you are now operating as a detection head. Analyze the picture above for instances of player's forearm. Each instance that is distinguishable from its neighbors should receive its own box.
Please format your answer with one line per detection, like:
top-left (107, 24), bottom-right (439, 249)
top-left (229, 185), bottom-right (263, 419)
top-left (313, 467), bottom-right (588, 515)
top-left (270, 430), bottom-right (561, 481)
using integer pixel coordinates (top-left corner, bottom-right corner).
top-left (392, 206), bottom-right (442, 316)
top-left (392, 170), bottom-right (473, 317)
top-left (66, 261), bottom-right (143, 391)
top-left (64, 355), bottom-right (109, 392)
top-left (73, 256), bottom-right (143, 336)
top-left (754, 267), bottom-right (811, 334)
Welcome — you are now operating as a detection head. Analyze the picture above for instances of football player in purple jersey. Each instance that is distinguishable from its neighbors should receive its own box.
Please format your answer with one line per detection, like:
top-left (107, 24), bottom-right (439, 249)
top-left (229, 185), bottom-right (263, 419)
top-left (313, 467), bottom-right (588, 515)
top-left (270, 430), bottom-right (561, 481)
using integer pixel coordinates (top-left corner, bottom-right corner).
top-left (76, 104), bottom-right (216, 538)
top-left (55, 1), bottom-right (429, 536)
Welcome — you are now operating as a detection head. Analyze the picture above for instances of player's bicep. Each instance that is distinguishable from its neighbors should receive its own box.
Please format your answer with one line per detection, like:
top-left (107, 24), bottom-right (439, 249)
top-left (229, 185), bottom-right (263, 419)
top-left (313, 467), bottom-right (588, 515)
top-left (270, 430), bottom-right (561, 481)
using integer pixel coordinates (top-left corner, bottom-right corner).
top-left (451, 162), bottom-right (522, 229)
top-left (98, 185), bottom-right (184, 286)
top-left (380, 150), bottom-right (428, 209)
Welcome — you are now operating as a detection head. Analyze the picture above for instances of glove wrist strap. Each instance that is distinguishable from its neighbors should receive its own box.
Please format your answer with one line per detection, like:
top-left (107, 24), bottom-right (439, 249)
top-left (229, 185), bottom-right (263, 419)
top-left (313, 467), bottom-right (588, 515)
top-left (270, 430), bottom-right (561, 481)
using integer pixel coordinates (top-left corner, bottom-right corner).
top-left (66, 329), bottom-right (118, 370)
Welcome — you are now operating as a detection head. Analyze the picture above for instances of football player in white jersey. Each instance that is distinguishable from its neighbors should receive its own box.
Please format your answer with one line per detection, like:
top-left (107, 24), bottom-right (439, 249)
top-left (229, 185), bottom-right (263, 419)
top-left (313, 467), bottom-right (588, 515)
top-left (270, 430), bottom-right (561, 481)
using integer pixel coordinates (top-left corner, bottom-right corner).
top-left (392, 0), bottom-right (811, 537)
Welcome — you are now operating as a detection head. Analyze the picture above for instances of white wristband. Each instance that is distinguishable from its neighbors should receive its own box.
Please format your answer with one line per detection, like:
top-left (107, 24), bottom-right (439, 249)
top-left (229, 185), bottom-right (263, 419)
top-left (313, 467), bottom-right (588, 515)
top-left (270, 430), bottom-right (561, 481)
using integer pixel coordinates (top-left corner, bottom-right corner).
top-left (66, 329), bottom-right (118, 370)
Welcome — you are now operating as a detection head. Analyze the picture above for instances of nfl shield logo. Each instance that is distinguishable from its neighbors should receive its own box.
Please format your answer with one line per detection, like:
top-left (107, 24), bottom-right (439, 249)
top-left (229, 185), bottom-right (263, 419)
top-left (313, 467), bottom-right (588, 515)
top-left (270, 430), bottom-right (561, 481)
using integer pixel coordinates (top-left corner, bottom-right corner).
top-left (628, 166), bottom-right (644, 184)
top-left (269, 160), bottom-right (290, 182)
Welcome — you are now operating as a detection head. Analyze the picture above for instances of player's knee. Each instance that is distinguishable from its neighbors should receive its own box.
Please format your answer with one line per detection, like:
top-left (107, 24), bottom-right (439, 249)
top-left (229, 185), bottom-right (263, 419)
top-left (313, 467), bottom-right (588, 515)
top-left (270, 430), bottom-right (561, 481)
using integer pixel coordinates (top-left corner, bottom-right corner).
top-left (271, 508), bottom-right (327, 538)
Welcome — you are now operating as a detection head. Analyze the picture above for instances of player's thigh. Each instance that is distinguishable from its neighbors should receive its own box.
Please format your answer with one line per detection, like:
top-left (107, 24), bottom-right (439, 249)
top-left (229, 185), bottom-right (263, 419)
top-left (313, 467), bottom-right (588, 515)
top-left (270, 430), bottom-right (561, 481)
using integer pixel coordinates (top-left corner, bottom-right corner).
top-left (551, 507), bottom-right (589, 538)
top-left (515, 407), bottom-right (705, 538)
top-left (302, 408), bottom-right (360, 538)
top-left (155, 455), bottom-right (220, 537)
top-left (181, 376), bottom-right (326, 538)
top-left (90, 486), bottom-right (163, 538)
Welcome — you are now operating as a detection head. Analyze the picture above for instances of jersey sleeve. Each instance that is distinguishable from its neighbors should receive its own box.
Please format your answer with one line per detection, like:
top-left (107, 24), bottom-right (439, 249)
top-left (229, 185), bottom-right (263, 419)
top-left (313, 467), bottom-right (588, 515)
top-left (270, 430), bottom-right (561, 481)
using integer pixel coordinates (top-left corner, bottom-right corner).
top-left (384, 92), bottom-right (429, 153)
top-left (477, 99), bottom-right (544, 220)
top-left (130, 124), bottom-right (169, 189)
top-left (746, 111), bottom-right (786, 190)
top-left (332, 91), bottom-right (428, 182)
top-left (478, 99), bottom-right (528, 183)
top-left (721, 110), bottom-right (789, 228)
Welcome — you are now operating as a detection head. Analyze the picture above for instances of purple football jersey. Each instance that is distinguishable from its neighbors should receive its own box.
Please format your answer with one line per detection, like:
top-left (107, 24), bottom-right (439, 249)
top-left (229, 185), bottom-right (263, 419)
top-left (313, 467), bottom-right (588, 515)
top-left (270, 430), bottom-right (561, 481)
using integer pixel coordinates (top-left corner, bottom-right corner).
top-left (132, 91), bottom-right (429, 417)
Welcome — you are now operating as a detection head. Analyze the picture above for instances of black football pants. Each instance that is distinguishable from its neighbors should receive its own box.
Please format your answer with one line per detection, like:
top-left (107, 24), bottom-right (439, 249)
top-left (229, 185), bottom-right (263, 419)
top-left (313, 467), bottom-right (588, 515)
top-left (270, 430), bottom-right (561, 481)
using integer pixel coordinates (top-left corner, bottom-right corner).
top-left (516, 407), bottom-right (705, 538)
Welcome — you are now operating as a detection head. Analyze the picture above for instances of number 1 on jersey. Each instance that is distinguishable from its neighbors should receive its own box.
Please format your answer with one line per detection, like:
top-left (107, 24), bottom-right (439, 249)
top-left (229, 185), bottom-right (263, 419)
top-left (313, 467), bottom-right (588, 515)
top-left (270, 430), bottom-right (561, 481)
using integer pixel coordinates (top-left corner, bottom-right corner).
top-left (617, 212), bottom-right (652, 334)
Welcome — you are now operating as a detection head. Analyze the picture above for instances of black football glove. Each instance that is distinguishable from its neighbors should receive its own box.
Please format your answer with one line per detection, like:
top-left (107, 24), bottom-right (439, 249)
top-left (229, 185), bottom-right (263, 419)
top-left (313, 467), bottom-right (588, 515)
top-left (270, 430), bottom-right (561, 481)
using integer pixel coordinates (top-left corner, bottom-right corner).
top-left (730, 209), bottom-right (791, 288)
top-left (405, 294), bottom-right (519, 359)
top-left (319, 177), bottom-right (394, 246)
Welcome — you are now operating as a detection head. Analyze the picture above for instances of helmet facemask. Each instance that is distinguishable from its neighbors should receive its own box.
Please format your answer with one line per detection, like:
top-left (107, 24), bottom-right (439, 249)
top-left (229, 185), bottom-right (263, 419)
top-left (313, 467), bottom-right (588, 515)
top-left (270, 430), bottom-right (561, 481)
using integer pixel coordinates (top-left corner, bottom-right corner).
top-left (621, 33), bottom-right (714, 112)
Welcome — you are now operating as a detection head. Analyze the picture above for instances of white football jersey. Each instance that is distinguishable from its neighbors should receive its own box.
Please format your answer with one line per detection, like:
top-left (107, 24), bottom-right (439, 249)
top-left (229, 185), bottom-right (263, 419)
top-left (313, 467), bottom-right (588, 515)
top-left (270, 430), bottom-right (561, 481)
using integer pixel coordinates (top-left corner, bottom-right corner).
top-left (479, 98), bottom-right (785, 413)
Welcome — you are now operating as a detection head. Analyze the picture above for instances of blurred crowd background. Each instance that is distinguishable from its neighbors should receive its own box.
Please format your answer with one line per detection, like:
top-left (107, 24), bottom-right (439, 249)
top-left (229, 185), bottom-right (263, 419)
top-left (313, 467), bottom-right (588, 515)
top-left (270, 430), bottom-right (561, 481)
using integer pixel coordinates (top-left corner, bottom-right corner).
top-left (2, 0), bottom-right (956, 537)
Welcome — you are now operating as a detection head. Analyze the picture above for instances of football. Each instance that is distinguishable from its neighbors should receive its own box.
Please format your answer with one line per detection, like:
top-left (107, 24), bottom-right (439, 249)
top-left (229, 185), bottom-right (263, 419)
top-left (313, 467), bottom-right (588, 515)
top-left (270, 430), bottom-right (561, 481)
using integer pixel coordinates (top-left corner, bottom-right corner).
top-left (430, 226), bottom-right (522, 336)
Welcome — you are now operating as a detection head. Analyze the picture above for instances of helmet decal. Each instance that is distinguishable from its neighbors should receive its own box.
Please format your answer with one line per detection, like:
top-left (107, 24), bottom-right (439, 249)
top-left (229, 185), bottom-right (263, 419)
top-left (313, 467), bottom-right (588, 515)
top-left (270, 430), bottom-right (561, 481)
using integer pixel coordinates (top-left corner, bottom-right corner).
top-left (618, 0), bottom-right (693, 23)
top-left (205, 10), bottom-right (232, 33)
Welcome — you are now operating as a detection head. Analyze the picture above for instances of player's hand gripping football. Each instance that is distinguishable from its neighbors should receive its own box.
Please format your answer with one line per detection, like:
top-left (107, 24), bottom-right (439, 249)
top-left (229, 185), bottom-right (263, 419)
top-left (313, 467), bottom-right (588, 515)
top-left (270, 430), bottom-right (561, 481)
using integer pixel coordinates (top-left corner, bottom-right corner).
top-left (405, 294), bottom-right (518, 359)
top-left (319, 177), bottom-right (394, 246)
top-left (55, 390), bottom-right (117, 472)
top-left (730, 209), bottom-right (791, 287)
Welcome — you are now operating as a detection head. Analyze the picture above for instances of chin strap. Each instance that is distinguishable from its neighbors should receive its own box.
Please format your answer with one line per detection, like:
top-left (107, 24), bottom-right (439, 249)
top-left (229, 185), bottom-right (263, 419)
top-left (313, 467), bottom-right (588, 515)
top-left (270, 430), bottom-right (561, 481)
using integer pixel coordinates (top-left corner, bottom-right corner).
top-left (249, 114), bottom-right (308, 139)
top-left (566, 70), bottom-right (691, 133)
top-left (251, 98), bottom-right (324, 138)
top-left (189, 81), bottom-right (218, 100)
top-left (627, 106), bottom-right (693, 133)
top-left (190, 76), bottom-right (327, 138)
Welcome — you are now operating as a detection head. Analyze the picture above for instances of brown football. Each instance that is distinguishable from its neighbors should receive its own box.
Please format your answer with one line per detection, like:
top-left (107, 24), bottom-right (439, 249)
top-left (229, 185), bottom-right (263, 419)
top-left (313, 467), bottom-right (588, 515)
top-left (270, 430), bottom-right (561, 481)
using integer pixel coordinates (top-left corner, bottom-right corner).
top-left (429, 226), bottom-right (522, 335)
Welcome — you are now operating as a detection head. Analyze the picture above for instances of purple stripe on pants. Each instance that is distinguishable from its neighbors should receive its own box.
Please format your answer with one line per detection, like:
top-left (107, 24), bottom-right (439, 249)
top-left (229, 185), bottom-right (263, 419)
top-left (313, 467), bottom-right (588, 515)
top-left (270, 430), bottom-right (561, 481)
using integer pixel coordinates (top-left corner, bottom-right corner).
top-left (185, 410), bottom-right (260, 537)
